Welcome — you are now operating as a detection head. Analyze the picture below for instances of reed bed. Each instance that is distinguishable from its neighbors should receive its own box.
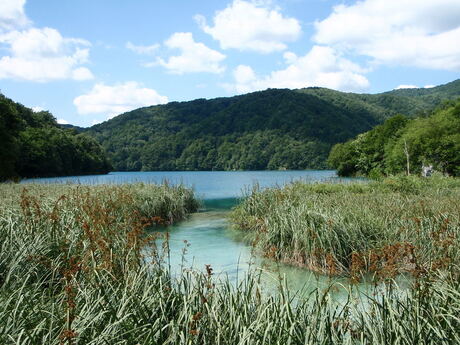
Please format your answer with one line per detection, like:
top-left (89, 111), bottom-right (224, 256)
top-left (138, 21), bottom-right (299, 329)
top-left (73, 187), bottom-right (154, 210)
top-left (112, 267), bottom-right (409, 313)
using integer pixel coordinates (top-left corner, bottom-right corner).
top-left (231, 174), bottom-right (460, 279)
top-left (0, 181), bottom-right (459, 344)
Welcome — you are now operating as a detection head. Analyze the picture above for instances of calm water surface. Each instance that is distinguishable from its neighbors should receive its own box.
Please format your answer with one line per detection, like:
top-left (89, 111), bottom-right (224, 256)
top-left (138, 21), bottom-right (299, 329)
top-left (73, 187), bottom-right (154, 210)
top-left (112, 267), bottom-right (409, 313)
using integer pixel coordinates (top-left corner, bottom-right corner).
top-left (23, 170), bottom-right (339, 198)
top-left (23, 170), bottom-right (368, 297)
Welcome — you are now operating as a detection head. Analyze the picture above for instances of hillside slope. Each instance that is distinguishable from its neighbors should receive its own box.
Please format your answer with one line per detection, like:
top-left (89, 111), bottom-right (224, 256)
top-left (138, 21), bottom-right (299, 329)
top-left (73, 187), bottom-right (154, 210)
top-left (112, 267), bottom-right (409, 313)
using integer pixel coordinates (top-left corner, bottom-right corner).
top-left (86, 79), bottom-right (460, 171)
top-left (0, 94), bottom-right (111, 181)
top-left (328, 99), bottom-right (460, 177)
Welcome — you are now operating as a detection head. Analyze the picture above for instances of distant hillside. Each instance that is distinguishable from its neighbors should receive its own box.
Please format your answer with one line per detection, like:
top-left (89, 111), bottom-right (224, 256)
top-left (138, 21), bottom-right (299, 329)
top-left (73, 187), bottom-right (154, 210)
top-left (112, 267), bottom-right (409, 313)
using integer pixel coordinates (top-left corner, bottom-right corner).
top-left (60, 123), bottom-right (85, 132)
top-left (299, 79), bottom-right (460, 117)
top-left (86, 79), bottom-right (460, 172)
top-left (0, 94), bottom-right (111, 181)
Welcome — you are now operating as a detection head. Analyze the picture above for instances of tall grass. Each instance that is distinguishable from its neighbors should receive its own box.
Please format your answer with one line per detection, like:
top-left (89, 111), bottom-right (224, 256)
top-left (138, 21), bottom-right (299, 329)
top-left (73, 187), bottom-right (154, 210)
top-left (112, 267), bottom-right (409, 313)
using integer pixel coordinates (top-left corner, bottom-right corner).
top-left (1, 181), bottom-right (459, 344)
top-left (231, 174), bottom-right (460, 278)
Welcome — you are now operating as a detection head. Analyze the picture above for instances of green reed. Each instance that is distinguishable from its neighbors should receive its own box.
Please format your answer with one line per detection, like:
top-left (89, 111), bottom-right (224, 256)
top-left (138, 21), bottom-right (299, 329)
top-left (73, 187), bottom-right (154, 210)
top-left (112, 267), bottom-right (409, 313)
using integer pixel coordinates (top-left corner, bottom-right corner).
top-left (0, 180), bottom-right (459, 344)
top-left (231, 174), bottom-right (460, 278)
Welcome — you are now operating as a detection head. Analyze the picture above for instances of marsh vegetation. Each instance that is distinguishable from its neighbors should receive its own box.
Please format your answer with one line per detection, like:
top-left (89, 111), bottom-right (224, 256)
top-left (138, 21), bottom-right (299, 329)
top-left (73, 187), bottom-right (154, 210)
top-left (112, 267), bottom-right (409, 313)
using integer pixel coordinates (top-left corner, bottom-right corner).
top-left (1, 177), bottom-right (459, 344)
top-left (231, 175), bottom-right (460, 279)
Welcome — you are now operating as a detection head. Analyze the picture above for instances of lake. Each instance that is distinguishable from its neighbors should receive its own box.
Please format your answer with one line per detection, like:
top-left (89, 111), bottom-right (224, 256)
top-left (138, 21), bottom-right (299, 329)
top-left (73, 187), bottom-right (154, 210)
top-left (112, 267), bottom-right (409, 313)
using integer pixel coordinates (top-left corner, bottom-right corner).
top-left (23, 170), bottom-right (366, 296)
top-left (22, 170), bottom-right (340, 199)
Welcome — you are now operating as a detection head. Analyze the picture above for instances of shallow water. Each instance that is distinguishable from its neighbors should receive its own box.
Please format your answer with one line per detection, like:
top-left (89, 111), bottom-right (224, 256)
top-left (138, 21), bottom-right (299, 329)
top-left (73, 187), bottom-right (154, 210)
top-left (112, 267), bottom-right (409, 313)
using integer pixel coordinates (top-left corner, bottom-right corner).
top-left (23, 170), bottom-right (367, 297)
top-left (157, 197), bottom-right (369, 300)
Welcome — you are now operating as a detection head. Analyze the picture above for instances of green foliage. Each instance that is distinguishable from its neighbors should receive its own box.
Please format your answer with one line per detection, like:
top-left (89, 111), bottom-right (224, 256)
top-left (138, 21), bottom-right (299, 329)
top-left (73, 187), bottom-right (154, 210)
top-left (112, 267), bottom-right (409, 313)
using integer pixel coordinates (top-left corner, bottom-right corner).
top-left (84, 80), bottom-right (460, 172)
top-left (385, 101), bottom-right (460, 176)
top-left (0, 98), bottom-right (22, 180)
top-left (328, 114), bottom-right (409, 176)
top-left (2, 183), bottom-right (460, 344)
top-left (329, 99), bottom-right (460, 177)
top-left (327, 140), bottom-right (359, 176)
top-left (231, 176), bottom-right (460, 277)
top-left (87, 89), bottom-right (381, 171)
top-left (0, 94), bottom-right (111, 180)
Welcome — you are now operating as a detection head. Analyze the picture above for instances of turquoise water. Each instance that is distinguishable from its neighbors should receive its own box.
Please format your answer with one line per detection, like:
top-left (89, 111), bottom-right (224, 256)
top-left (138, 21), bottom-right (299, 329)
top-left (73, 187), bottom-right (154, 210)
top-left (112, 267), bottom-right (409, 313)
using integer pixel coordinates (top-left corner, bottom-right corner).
top-left (22, 170), bottom-right (340, 199)
top-left (23, 170), bottom-right (365, 296)
top-left (160, 198), bottom-right (349, 295)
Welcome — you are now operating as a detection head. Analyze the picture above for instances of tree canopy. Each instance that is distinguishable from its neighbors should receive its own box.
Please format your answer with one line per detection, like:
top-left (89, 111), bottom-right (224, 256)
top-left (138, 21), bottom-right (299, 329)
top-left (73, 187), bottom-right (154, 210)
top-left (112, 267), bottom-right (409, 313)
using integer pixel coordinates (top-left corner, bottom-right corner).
top-left (85, 80), bottom-right (460, 172)
top-left (0, 94), bottom-right (111, 181)
top-left (328, 99), bottom-right (460, 177)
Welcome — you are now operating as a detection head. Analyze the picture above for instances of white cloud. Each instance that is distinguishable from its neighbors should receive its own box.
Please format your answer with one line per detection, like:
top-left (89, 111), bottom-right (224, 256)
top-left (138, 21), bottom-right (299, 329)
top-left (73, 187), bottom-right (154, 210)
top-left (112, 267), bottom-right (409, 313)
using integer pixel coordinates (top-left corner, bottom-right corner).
top-left (234, 65), bottom-right (257, 85)
top-left (32, 106), bottom-right (44, 112)
top-left (314, 0), bottom-right (460, 71)
top-left (196, 0), bottom-right (301, 53)
top-left (395, 84), bottom-right (418, 90)
top-left (126, 41), bottom-right (159, 55)
top-left (394, 84), bottom-right (442, 90)
top-left (0, 27), bottom-right (94, 82)
top-left (0, 1), bottom-right (94, 82)
top-left (155, 32), bottom-right (225, 74)
top-left (0, 0), bottom-right (30, 32)
top-left (57, 118), bottom-right (69, 125)
top-left (73, 82), bottom-right (168, 119)
top-left (226, 45), bottom-right (369, 94)
top-left (72, 67), bottom-right (94, 81)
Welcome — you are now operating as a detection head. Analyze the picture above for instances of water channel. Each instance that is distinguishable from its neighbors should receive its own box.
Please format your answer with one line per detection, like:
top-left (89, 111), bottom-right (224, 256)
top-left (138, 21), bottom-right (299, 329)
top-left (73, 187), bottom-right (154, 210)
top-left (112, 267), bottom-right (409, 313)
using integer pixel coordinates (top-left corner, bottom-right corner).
top-left (24, 170), bottom-right (377, 299)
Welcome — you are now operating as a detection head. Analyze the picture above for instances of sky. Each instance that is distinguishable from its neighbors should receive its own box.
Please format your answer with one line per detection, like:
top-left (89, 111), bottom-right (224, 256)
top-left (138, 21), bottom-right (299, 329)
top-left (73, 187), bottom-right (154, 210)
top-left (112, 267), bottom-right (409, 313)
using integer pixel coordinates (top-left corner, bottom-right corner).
top-left (0, 0), bottom-right (459, 127)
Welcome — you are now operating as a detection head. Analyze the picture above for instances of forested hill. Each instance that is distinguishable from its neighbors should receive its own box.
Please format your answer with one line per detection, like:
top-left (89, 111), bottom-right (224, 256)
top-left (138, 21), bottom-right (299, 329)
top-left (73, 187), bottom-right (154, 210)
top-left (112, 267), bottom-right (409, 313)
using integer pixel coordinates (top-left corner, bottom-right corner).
top-left (328, 99), bottom-right (460, 177)
top-left (86, 79), bottom-right (460, 172)
top-left (0, 94), bottom-right (111, 181)
top-left (298, 78), bottom-right (460, 118)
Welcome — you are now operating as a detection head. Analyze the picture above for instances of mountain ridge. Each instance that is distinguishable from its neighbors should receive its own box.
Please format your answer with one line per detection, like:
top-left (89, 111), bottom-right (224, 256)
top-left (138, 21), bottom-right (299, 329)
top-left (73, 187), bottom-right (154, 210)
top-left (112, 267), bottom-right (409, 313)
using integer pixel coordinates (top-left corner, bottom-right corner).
top-left (84, 79), bottom-right (460, 171)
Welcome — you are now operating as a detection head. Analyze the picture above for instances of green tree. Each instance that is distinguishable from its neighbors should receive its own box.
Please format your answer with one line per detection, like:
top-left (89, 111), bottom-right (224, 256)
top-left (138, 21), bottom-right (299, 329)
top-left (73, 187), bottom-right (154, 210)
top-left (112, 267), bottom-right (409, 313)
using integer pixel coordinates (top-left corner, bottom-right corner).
top-left (0, 97), bottom-right (23, 180)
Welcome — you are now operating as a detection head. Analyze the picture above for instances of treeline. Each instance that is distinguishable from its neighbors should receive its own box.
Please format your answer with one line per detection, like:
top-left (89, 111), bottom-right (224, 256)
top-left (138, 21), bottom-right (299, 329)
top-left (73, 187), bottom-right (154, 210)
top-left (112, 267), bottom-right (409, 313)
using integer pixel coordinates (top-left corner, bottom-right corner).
top-left (328, 99), bottom-right (460, 177)
top-left (86, 89), bottom-right (386, 171)
top-left (87, 80), bottom-right (460, 172)
top-left (115, 131), bottom-right (329, 171)
top-left (3, 79), bottom-right (459, 178)
top-left (0, 94), bottom-right (111, 181)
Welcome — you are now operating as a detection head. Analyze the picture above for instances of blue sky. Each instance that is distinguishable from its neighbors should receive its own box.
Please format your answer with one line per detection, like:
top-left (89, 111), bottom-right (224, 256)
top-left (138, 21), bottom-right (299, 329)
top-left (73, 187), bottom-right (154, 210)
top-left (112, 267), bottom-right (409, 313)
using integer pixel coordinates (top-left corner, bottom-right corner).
top-left (0, 0), bottom-right (459, 127)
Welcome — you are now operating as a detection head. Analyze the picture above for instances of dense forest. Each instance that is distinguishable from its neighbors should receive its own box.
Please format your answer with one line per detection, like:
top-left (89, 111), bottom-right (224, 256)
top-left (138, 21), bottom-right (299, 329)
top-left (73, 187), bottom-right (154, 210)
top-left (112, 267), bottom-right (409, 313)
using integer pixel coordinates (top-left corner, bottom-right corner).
top-left (0, 94), bottom-right (111, 181)
top-left (85, 79), bottom-right (460, 172)
top-left (328, 99), bottom-right (460, 177)
top-left (2, 79), bottom-right (459, 179)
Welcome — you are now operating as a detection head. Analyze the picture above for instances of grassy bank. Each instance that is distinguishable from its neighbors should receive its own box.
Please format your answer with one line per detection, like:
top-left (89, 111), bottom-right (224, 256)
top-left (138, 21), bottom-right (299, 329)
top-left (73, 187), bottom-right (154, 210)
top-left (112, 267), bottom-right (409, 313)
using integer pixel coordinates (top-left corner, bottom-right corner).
top-left (0, 183), bottom-right (200, 344)
top-left (231, 175), bottom-right (460, 279)
top-left (1, 182), bottom-right (460, 344)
